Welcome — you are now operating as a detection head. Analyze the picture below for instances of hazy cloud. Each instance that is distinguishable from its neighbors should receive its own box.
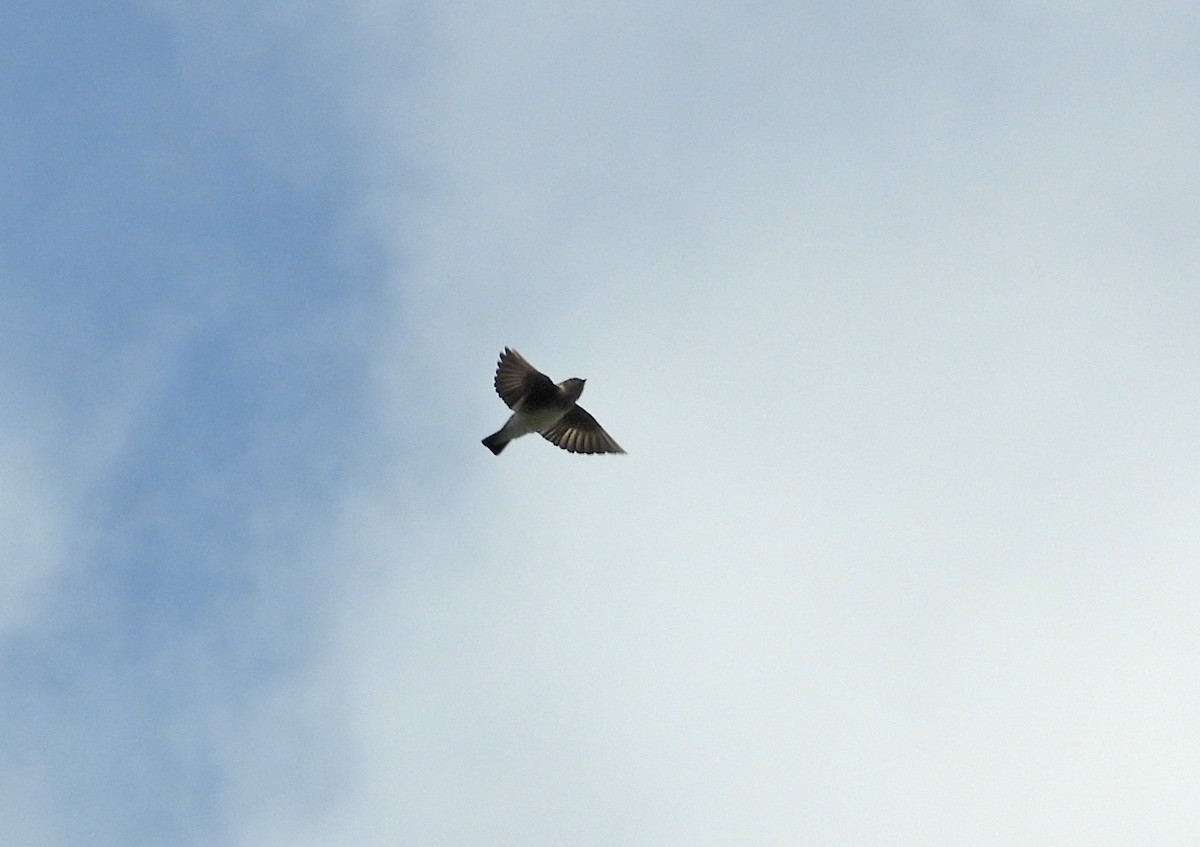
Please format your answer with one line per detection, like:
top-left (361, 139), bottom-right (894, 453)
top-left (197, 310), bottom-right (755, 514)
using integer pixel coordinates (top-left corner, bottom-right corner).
top-left (3, 1), bottom-right (1198, 845)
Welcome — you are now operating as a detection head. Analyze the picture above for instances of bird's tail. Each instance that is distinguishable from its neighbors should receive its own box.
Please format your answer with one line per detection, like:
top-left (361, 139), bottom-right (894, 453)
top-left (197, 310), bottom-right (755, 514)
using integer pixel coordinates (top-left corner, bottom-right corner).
top-left (482, 431), bottom-right (508, 455)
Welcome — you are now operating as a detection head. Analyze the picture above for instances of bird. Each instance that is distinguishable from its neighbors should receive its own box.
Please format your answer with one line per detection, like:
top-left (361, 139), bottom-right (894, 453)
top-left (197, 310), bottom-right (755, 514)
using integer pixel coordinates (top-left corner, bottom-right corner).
top-left (482, 347), bottom-right (625, 456)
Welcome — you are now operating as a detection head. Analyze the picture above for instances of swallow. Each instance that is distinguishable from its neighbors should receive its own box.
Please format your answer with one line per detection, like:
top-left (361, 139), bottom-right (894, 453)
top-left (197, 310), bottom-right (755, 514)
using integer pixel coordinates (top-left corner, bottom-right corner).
top-left (482, 347), bottom-right (625, 455)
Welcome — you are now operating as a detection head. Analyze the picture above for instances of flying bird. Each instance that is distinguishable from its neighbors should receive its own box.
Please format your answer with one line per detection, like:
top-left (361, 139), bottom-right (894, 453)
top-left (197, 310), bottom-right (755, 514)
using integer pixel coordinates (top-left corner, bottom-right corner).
top-left (482, 347), bottom-right (626, 456)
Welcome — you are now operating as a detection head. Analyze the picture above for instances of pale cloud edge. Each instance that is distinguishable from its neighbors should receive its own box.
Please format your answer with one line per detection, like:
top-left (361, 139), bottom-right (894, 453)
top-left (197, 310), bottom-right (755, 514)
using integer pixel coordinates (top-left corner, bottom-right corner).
top-left (2, 1), bottom-right (1199, 845)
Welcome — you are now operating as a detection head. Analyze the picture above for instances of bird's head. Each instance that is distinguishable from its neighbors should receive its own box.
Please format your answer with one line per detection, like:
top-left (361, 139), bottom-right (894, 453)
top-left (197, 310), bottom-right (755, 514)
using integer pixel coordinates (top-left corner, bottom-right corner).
top-left (560, 377), bottom-right (586, 402)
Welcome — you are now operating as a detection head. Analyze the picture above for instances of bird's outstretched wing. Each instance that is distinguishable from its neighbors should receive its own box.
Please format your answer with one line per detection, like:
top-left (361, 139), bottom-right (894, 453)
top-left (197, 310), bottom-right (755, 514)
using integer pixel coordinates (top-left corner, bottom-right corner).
top-left (540, 406), bottom-right (625, 454)
top-left (494, 347), bottom-right (556, 410)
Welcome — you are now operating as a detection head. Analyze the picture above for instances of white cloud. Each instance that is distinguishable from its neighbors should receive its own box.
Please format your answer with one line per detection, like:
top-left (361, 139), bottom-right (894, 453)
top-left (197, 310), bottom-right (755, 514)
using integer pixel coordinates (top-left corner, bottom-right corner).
top-left (0, 431), bottom-right (67, 637)
top-left (8, 2), bottom-right (1195, 844)
top-left (213, 2), bottom-right (1200, 844)
top-left (0, 289), bottom-right (181, 639)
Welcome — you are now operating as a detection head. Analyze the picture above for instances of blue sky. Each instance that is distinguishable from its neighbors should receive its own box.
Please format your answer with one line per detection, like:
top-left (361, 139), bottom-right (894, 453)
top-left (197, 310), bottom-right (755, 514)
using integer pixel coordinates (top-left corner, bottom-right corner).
top-left (3, 1), bottom-right (1199, 844)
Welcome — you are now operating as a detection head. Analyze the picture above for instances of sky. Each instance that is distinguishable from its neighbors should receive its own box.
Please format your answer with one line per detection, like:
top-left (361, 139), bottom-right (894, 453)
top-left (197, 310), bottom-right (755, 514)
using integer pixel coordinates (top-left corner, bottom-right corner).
top-left (2, 1), bottom-right (1199, 844)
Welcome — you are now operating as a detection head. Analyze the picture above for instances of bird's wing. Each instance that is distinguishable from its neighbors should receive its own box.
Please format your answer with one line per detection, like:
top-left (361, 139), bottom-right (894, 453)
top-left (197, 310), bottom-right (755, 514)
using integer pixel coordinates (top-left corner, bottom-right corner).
top-left (494, 347), bottom-right (556, 410)
top-left (540, 406), bottom-right (626, 454)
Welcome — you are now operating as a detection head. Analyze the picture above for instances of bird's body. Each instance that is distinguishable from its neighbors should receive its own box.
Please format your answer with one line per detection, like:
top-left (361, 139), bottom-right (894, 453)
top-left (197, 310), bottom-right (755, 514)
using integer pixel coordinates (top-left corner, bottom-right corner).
top-left (482, 348), bottom-right (625, 455)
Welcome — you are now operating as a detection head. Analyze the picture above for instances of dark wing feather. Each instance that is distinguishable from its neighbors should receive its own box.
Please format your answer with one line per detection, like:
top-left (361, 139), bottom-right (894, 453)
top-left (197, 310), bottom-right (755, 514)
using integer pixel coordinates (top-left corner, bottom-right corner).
top-left (540, 406), bottom-right (626, 454)
top-left (494, 348), bottom-right (556, 410)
